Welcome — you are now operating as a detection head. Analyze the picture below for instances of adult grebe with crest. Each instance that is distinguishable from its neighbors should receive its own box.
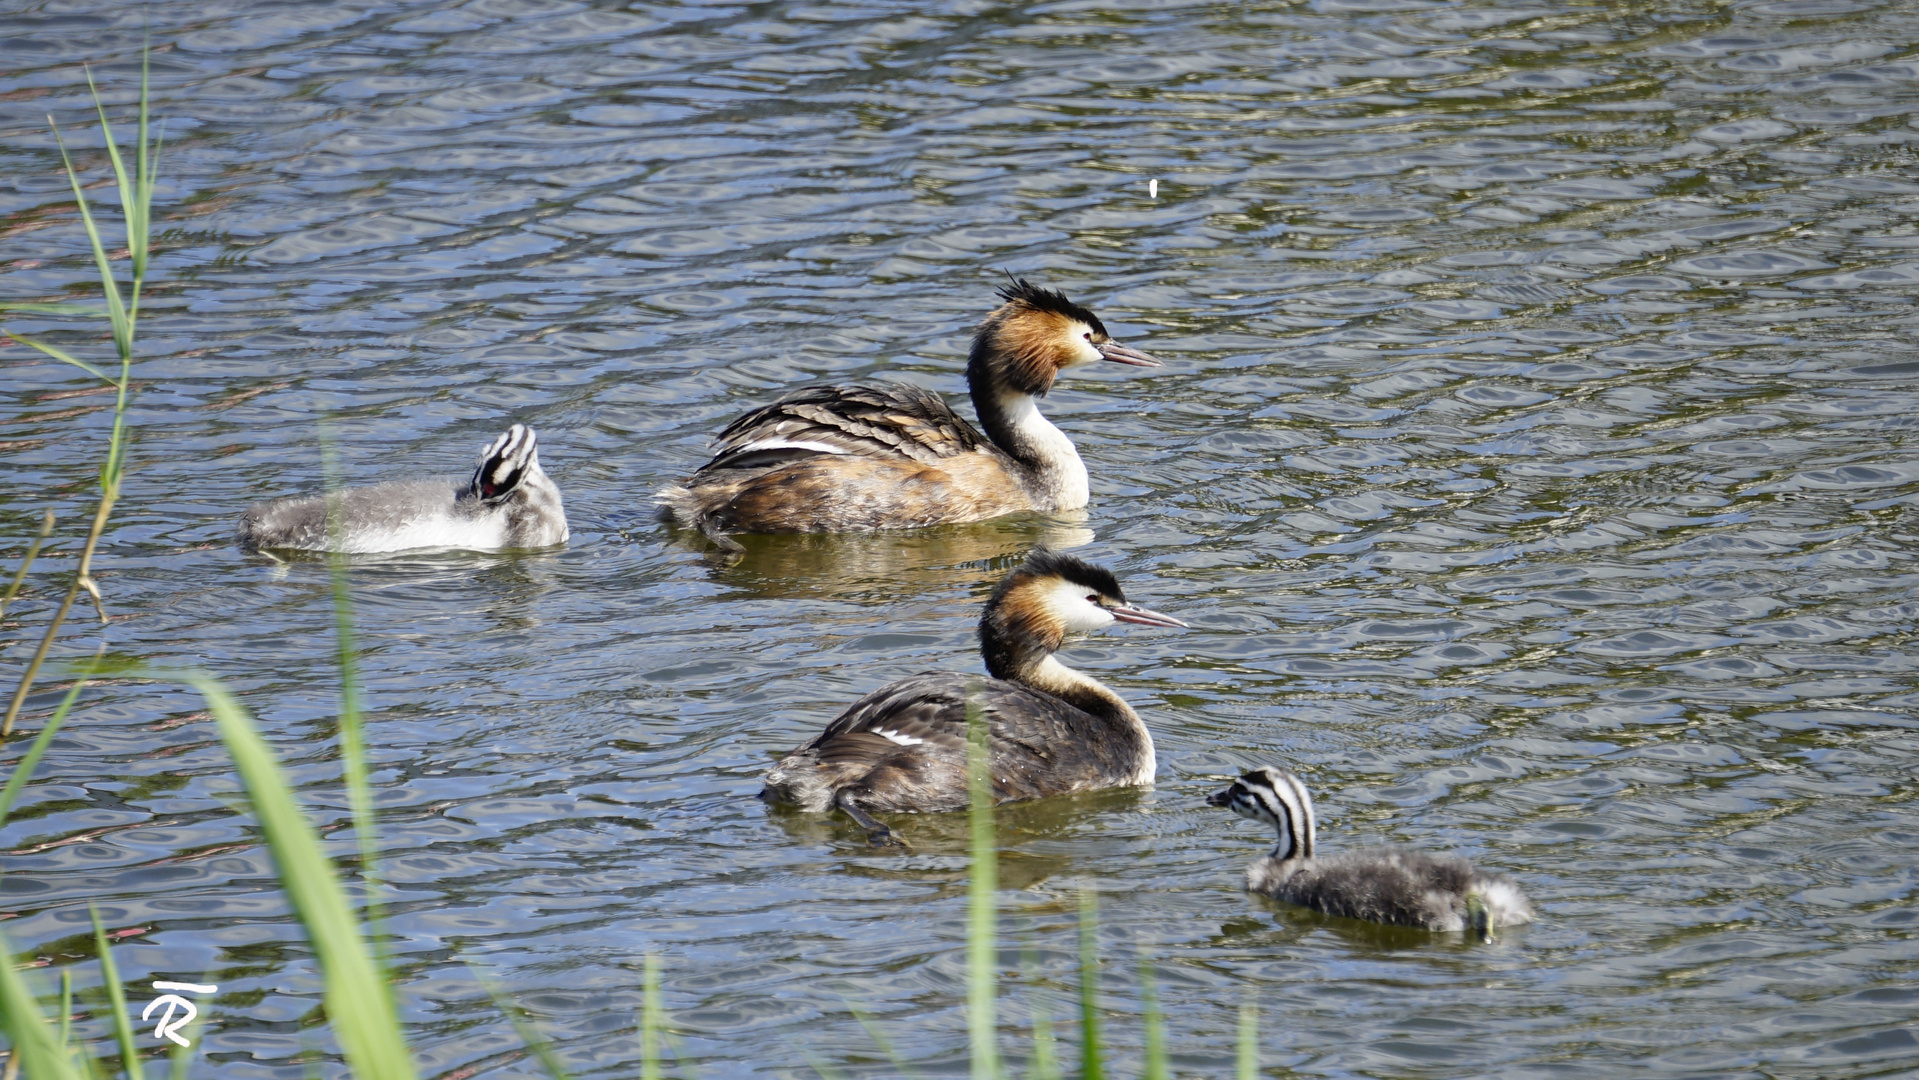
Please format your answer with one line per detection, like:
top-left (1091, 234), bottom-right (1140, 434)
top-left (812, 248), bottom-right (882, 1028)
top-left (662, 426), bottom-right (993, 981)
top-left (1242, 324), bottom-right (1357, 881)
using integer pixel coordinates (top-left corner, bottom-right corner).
top-left (658, 279), bottom-right (1160, 549)
top-left (761, 549), bottom-right (1186, 846)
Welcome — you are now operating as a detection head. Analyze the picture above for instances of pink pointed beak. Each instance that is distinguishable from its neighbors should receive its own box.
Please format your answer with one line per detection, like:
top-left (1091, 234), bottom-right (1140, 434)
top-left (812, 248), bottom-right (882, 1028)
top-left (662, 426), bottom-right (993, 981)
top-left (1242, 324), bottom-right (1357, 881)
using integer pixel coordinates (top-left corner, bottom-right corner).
top-left (1109, 603), bottom-right (1187, 629)
top-left (1095, 342), bottom-right (1162, 367)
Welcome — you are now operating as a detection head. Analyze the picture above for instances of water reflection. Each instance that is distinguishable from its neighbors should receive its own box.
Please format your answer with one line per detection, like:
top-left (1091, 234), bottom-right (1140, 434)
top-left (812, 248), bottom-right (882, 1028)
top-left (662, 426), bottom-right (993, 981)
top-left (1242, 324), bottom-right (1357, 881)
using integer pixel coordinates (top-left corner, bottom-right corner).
top-left (3, 0), bottom-right (1917, 1074)
top-left (693, 514), bottom-right (1095, 601)
top-left (764, 787), bottom-right (1140, 891)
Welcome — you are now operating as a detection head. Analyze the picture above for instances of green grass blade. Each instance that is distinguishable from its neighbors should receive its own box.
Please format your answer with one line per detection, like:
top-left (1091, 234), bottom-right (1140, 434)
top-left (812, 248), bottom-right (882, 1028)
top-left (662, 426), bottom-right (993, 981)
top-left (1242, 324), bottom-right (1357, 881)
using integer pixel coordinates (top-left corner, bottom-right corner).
top-left (0, 302), bottom-right (99, 315)
top-left (1028, 1001), bottom-right (1058, 1080)
top-left (60, 969), bottom-right (74, 1050)
top-left (0, 922), bottom-right (87, 1080)
top-left (2, 508), bottom-right (55, 621)
top-left (1236, 1002), bottom-right (1257, 1080)
top-left (1020, 952), bottom-right (1058, 1080)
top-left (1139, 957), bottom-right (1165, 1080)
top-left (135, 53), bottom-right (153, 286)
top-left (841, 996), bottom-right (923, 1080)
top-left (83, 67), bottom-right (140, 285)
top-left (1077, 890), bottom-right (1101, 1080)
top-left (167, 1010), bottom-right (204, 1080)
top-left (47, 119), bottom-right (130, 362)
top-left (964, 682), bottom-right (998, 1080)
top-left (1, 331), bottom-right (111, 381)
top-left (146, 121), bottom-right (166, 245)
top-left (48, 101), bottom-right (140, 496)
top-left (149, 669), bottom-right (415, 1080)
top-left (474, 970), bottom-right (573, 1080)
top-left (75, 1040), bottom-right (106, 1080)
top-left (640, 954), bottom-right (662, 1080)
top-left (0, 660), bottom-right (94, 828)
top-left (317, 428), bottom-right (383, 947)
top-left (663, 1035), bottom-right (701, 1080)
top-left (88, 906), bottom-right (145, 1080)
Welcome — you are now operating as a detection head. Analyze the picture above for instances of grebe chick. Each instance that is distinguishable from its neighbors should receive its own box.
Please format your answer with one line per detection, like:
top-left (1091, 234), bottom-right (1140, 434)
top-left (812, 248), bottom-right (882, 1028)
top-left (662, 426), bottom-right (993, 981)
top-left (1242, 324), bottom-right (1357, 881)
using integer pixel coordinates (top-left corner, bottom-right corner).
top-left (1209, 767), bottom-right (1534, 941)
top-left (238, 424), bottom-right (568, 554)
top-left (657, 278), bottom-right (1160, 550)
top-left (761, 549), bottom-right (1186, 846)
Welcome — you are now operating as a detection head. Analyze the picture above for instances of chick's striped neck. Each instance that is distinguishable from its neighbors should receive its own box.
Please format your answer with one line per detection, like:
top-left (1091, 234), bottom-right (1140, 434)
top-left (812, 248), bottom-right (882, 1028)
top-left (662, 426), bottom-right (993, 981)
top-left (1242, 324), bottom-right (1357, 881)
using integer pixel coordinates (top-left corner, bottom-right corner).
top-left (1248, 775), bottom-right (1316, 862)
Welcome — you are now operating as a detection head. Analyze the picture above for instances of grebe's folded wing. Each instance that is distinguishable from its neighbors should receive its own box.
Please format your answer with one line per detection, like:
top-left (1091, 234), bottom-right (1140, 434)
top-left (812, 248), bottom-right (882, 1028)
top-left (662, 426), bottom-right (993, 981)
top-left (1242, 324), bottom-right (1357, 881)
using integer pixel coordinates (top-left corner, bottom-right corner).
top-left (799, 673), bottom-right (1103, 772)
top-left (802, 674), bottom-right (972, 760)
top-left (701, 383), bottom-right (988, 472)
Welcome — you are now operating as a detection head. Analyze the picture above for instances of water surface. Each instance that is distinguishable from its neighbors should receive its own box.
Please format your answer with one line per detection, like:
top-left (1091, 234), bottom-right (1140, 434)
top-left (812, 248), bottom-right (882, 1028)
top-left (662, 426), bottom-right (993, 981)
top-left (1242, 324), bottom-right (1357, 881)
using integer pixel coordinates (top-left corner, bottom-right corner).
top-left (3, 0), bottom-right (1918, 1076)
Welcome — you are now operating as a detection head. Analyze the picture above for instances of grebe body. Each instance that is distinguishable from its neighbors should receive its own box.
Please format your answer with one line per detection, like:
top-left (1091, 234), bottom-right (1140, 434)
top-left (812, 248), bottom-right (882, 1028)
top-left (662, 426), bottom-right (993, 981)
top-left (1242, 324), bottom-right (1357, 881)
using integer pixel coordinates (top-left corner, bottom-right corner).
top-left (1209, 768), bottom-right (1534, 940)
top-left (658, 280), bottom-right (1158, 549)
top-left (238, 424), bottom-right (568, 554)
top-left (761, 550), bottom-right (1185, 844)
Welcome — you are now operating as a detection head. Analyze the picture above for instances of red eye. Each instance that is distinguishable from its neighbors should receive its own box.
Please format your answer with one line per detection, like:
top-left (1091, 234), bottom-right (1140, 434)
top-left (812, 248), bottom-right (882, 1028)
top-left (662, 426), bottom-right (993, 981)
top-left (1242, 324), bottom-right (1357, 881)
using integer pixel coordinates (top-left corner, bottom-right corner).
top-left (1086, 594), bottom-right (1100, 603)
top-left (1083, 332), bottom-right (1092, 341)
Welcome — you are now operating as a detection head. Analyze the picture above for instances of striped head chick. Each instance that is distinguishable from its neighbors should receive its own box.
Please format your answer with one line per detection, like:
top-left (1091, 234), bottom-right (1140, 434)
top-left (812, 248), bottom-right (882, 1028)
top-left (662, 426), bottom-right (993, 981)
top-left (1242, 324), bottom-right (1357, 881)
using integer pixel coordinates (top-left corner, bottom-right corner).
top-left (1208, 765), bottom-right (1535, 939)
top-left (1208, 766), bottom-right (1316, 861)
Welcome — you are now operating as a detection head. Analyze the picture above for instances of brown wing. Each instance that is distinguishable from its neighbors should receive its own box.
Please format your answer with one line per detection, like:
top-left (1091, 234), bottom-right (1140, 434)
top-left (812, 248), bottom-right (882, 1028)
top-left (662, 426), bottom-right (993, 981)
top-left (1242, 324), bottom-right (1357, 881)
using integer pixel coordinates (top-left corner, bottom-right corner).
top-left (796, 673), bottom-right (1114, 806)
top-left (698, 383), bottom-right (988, 472)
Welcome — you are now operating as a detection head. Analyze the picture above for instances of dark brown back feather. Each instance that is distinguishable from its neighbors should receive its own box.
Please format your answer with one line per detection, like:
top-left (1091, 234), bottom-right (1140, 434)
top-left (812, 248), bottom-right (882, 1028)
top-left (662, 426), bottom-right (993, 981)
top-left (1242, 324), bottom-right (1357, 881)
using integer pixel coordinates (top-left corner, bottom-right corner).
top-left (699, 383), bottom-right (988, 473)
top-left (784, 671), bottom-right (1145, 812)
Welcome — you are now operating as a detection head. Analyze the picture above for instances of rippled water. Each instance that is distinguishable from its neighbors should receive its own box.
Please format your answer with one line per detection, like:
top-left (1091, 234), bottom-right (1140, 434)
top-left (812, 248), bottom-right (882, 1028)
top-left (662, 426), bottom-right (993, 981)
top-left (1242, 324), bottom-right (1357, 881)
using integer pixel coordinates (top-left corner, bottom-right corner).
top-left (5, 0), bottom-right (1919, 1076)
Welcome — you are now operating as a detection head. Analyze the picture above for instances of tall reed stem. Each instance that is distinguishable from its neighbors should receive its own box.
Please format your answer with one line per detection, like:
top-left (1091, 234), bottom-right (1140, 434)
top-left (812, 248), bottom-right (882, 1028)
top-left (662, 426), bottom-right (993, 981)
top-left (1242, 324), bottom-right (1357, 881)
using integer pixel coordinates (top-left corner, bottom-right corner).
top-left (320, 428), bottom-right (383, 939)
top-left (641, 954), bottom-right (663, 1080)
top-left (1237, 1002), bottom-right (1258, 1080)
top-left (1, 56), bottom-right (159, 738)
top-left (1077, 890), bottom-right (1101, 1080)
top-left (965, 683), bottom-right (1000, 1080)
top-left (3, 495), bottom-right (118, 736)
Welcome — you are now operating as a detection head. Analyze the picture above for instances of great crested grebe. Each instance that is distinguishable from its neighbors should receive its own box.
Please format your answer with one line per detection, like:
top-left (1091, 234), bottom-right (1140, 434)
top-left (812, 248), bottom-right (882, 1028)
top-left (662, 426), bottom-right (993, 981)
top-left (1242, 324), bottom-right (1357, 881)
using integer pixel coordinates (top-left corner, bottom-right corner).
top-left (761, 549), bottom-right (1186, 846)
top-left (657, 278), bottom-right (1160, 549)
top-left (238, 424), bottom-right (568, 554)
top-left (1209, 767), bottom-right (1534, 941)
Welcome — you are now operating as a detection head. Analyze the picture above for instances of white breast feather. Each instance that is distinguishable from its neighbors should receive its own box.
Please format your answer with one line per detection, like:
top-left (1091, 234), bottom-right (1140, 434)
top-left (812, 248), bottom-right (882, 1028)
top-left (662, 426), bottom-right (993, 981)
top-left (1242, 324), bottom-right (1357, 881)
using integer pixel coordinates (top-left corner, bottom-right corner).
top-left (339, 512), bottom-right (508, 554)
top-left (997, 393), bottom-right (1088, 507)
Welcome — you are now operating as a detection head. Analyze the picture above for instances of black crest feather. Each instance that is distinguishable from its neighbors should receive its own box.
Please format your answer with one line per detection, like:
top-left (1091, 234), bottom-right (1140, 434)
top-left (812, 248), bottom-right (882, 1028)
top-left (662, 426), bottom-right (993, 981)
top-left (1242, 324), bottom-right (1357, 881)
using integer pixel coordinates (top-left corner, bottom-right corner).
top-left (1003, 547), bottom-right (1125, 602)
top-left (995, 275), bottom-right (1106, 337)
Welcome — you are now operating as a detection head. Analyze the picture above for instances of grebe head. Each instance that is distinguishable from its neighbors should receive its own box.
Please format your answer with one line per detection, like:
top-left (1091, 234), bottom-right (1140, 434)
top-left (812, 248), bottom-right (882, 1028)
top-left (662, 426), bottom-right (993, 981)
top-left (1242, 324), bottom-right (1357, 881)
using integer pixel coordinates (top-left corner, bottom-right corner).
top-left (970, 277), bottom-right (1161, 398)
top-left (979, 548), bottom-right (1185, 678)
top-left (1208, 767), bottom-right (1316, 861)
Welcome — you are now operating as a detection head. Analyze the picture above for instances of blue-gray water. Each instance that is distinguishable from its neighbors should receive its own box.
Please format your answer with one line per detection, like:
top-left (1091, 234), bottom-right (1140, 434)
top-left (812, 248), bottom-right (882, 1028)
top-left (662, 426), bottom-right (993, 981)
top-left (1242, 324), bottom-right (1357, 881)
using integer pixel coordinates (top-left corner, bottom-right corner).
top-left (4, 0), bottom-right (1918, 1076)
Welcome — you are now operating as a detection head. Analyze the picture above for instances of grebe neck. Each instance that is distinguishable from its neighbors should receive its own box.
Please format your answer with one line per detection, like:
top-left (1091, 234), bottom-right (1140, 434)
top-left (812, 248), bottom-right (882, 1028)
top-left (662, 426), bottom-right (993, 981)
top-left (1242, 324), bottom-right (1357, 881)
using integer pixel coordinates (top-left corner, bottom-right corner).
top-left (1020, 654), bottom-right (1136, 726)
top-left (967, 357), bottom-right (1089, 511)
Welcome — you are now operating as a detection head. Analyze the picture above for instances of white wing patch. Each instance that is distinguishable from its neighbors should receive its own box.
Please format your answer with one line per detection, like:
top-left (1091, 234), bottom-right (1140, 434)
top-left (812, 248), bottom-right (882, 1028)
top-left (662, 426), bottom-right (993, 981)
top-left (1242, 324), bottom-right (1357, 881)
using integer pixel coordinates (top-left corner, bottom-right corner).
top-left (870, 728), bottom-right (924, 747)
top-left (737, 439), bottom-right (851, 456)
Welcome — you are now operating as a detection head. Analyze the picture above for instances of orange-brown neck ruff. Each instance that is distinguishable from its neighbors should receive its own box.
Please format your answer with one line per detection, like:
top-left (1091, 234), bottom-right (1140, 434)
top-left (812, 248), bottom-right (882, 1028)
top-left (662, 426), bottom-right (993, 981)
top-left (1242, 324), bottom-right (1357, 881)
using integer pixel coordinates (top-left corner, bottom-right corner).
top-left (978, 571), bottom-right (1134, 727)
top-left (966, 304), bottom-right (1091, 508)
top-left (973, 306), bottom-right (1074, 398)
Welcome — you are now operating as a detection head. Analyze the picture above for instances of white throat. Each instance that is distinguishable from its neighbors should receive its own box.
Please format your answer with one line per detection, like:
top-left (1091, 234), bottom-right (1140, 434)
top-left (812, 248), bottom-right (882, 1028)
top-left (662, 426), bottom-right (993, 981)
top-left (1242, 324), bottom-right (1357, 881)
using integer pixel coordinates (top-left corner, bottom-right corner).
top-left (997, 392), bottom-right (1089, 509)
